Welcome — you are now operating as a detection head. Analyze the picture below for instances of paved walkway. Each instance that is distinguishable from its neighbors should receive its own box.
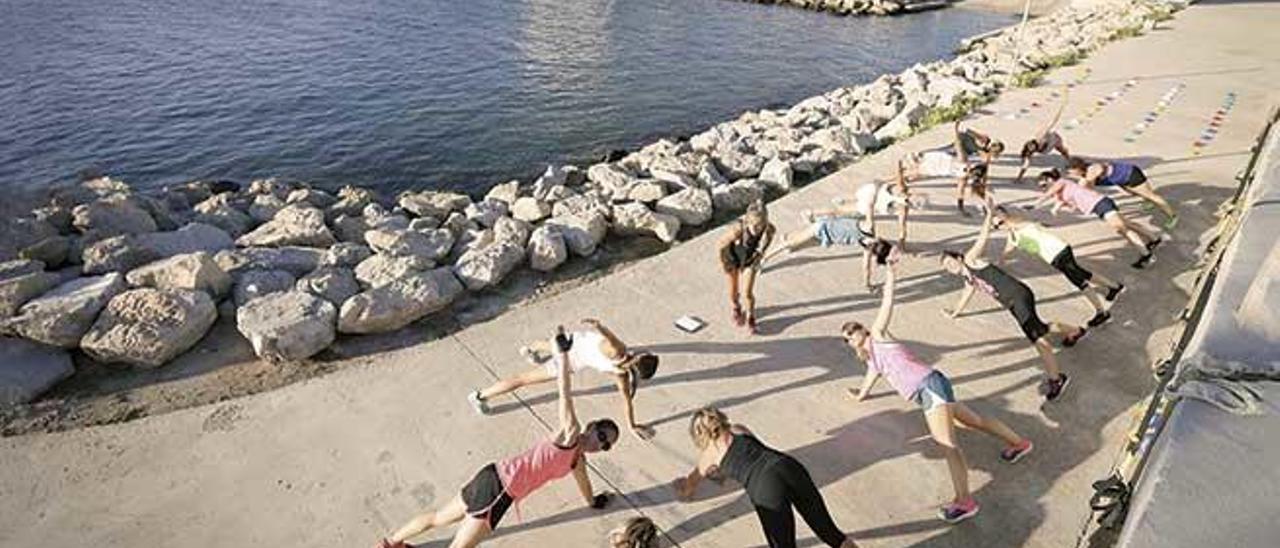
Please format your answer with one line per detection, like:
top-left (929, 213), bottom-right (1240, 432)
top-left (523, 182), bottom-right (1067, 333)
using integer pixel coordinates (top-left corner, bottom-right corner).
top-left (3, 3), bottom-right (1278, 547)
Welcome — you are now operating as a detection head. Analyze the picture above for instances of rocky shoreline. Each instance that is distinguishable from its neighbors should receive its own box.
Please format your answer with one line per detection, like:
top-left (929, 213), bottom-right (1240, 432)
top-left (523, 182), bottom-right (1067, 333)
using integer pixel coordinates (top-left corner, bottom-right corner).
top-left (730, 0), bottom-right (956, 17)
top-left (0, 0), bottom-right (1177, 424)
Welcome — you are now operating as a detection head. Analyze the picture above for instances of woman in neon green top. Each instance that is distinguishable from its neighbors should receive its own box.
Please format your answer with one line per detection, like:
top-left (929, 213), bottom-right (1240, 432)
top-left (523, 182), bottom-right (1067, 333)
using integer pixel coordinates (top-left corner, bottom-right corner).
top-left (993, 206), bottom-right (1124, 328)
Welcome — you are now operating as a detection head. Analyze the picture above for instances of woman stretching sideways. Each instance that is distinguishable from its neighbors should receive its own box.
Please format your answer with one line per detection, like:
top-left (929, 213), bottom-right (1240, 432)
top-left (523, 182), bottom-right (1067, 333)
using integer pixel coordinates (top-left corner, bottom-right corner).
top-left (1027, 168), bottom-right (1161, 269)
top-left (993, 205), bottom-right (1124, 327)
top-left (940, 203), bottom-right (1086, 401)
top-left (844, 260), bottom-right (1033, 524)
top-left (380, 327), bottom-right (619, 548)
top-left (469, 319), bottom-right (659, 440)
top-left (673, 408), bottom-right (858, 548)
top-left (1068, 158), bottom-right (1178, 230)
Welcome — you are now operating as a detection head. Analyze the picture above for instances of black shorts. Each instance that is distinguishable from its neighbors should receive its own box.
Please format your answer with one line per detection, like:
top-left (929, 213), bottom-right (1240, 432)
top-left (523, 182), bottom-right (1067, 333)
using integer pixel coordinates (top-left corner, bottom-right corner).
top-left (462, 463), bottom-right (514, 530)
top-left (1091, 197), bottom-right (1118, 219)
top-left (1122, 166), bottom-right (1148, 187)
top-left (1050, 247), bottom-right (1093, 290)
top-left (1005, 288), bottom-right (1050, 342)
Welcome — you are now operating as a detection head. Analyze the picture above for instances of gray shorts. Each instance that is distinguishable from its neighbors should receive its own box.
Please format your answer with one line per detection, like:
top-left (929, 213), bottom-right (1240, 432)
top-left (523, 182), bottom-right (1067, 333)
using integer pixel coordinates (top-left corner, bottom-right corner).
top-left (814, 216), bottom-right (873, 248)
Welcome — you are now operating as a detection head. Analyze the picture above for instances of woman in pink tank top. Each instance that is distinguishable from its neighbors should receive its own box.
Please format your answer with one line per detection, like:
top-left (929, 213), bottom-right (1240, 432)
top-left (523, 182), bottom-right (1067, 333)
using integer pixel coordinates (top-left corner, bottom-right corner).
top-left (1026, 168), bottom-right (1161, 269)
top-left (842, 260), bottom-right (1033, 525)
top-left (377, 327), bottom-right (621, 548)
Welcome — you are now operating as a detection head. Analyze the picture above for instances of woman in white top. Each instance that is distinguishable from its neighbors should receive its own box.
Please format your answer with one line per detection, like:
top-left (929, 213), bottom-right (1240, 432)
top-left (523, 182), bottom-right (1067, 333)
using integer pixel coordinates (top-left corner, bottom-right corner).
top-left (468, 319), bottom-right (660, 440)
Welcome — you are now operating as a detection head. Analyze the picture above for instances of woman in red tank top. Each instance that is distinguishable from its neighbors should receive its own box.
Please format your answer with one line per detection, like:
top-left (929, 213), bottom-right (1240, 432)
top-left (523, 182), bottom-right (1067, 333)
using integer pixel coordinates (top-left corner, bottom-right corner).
top-left (376, 327), bottom-right (621, 548)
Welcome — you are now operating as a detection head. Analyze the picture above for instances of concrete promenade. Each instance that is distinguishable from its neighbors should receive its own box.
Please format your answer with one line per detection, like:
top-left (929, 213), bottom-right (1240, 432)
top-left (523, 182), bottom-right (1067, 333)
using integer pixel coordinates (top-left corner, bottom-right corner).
top-left (2, 2), bottom-right (1278, 547)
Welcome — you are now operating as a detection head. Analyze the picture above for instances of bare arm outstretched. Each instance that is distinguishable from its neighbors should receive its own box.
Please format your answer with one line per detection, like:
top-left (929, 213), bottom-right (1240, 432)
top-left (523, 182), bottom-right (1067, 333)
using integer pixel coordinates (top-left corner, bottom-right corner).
top-left (554, 327), bottom-right (582, 444)
top-left (870, 263), bottom-right (896, 338)
top-left (963, 206), bottom-right (996, 264)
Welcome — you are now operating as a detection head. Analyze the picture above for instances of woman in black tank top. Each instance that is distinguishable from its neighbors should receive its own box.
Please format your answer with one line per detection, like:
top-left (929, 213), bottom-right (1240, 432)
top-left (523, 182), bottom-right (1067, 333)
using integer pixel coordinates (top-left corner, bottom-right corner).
top-left (674, 408), bottom-right (857, 548)
top-left (938, 206), bottom-right (1085, 402)
top-left (716, 200), bottom-right (776, 334)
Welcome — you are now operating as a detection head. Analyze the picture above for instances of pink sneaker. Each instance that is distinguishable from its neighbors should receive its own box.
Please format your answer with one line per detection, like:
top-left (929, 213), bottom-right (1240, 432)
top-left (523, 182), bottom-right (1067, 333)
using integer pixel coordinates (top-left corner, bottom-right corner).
top-left (1001, 439), bottom-right (1034, 464)
top-left (939, 498), bottom-right (980, 524)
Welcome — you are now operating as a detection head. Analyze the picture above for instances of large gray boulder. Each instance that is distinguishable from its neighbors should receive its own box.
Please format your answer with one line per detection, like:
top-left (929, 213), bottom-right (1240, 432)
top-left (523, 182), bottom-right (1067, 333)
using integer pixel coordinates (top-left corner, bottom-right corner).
top-left (874, 99), bottom-right (930, 143)
top-left (0, 271), bottom-right (62, 318)
top-left (714, 149), bottom-right (766, 180)
top-left (322, 242), bottom-right (373, 268)
top-left (20, 236), bottom-right (72, 269)
top-left (295, 267), bottom-right (360, 306)
top-left (545, 213), bottom-right (608, 257)
top-left (757, 158), bottom-right (795, 193)
top-left (215, 246), bottom-right (325, 276)
top-left (527, 225), bottom-right (568, 272)
top-left (552, 191), bottom-right (611, 219)
top-left (712, 180), bottom-right (765, 213)
top-left (72, 197), bottom-right (157, 242)
top-left (464, 199), bottom-right (509, 228)
top-left (453, 241), bottom-right (524, 291)
top-left (236, 206), bottom-right (336, 248)
top-left (354, 254), bottom-right (434, 289)
top-left (628, 180), bottom-right (668, 203)
top-left (492, 217), bottom-right (532, 248)
top-left (286, 188), bottom-right (337, 209)
top-left (330, 214), bottom-right (370, 244)
top-left (365, 228), bottom-right (452, 260)
top-left (0, 337), bottom-right (74, 408)
top-left (484, 180), bottom-right (521, 205)
top-left (193, 198), bottom-right (254, 237)
top-left (398, 191), bottom-right (471, 219)
top-left (0, 274), bottom-right (127, 348)
top-left (511, 197), bottom-right (552, 222)
top-left (247, 194), bottom-right (287, 224)
top-left (232, 269), bottom-right (297, 307)
top-left (655, 188), bottom-right (713, 226)
top-left (126, 252), bottom-right (231, 298)
top-left (328, 186), bottom-right (378, 219)
top-left (82, 222), bottom-right (234, 275)
top-left (338, 268), bottom-right (464, 334)
top-left (587, 163), bottom-right (636, 198)
top-left (80, 288), bottom-right (216, 368)
top-left (237, 290), bottom-right (336, 362)
top-left (611, 203), bottom-right (681, 243)
top-left (0, 260), bottom-right (46, 281)
top-left (697, 161), bottom-right (730, 187)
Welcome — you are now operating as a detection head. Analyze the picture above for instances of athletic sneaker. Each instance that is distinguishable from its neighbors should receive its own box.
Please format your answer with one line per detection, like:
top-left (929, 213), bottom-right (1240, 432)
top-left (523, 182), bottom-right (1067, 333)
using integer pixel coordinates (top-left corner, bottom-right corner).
top-left (1146, 237), bottom-right (1164, 253)
top-left (1087, 311), bottom-right (1112, 328)
top-left (1131, 253), bottom-right (1155, 269)
top-left (1163, 215), bottom-right (1179, 231)
top-left (1105, 283), bottom-right (1126, 302)
top-left (1062, 327), bottom-right (1087, 347)
top-left (939, 498), bottom-right (980, 524)
top-left (1000, 439), bottom-right (1034, 464)
top-left (467, 390), bottom-right (491, 415)
top-left (1039, 374), bottom-right (1071, 401)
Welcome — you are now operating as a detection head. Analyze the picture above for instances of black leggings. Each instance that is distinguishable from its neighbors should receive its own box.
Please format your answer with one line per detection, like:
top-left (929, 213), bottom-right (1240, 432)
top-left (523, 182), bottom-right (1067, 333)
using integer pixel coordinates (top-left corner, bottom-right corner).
top-left (746, 456), bottom-right (847, 548)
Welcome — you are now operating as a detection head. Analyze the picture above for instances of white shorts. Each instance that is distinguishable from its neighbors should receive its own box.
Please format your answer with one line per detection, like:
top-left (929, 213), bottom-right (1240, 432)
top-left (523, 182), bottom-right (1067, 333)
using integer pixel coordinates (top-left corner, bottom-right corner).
top-left (917, 150), bottom-right (966, 178)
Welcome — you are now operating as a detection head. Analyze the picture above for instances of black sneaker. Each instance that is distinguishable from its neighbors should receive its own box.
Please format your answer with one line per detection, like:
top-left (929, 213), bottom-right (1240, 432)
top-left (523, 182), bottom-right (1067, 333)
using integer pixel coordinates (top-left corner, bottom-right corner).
top-left (1145, 237), bottom-right (1163, 253)
top-left (1087, 311), bottom-right (1112, 328)
top-left (1131, 253), bottom-right (1154, 269)
top-left (1039, 374), bottom-right (1071, 401)
top-left (1105, 284), bottom-right (1125, 302)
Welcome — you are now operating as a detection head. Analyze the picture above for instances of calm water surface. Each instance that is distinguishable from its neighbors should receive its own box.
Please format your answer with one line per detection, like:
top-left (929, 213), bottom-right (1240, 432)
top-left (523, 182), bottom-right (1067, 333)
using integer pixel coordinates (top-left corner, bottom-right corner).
top-left (0, 0), bottom-right (1007, 193)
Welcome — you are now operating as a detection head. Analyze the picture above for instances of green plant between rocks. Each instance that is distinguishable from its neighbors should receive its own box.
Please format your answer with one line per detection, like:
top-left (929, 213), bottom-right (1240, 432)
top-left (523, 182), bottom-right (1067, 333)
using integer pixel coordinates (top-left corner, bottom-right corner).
top-left (913, 94), bottom-right (995, 135)
top-left (1013, 69), bottom-right (1046, 88)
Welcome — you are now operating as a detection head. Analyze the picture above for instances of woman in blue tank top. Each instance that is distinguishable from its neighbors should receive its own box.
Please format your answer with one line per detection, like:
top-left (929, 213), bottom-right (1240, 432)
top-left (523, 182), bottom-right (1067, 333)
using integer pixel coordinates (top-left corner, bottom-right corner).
top-left (1069, 158), bottom-right (1178, 230)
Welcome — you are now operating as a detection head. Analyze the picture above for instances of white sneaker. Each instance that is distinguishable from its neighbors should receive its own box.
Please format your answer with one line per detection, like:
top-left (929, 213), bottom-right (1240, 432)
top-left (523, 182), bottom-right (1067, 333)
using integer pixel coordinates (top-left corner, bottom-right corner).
top-left (467, 391), bottom-right (491, 415)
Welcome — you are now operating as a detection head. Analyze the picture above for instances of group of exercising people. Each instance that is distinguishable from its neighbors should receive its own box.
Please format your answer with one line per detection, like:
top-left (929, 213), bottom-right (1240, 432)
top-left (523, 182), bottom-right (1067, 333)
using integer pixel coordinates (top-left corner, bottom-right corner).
top-left (375, 92), bottom-right (1175, 548)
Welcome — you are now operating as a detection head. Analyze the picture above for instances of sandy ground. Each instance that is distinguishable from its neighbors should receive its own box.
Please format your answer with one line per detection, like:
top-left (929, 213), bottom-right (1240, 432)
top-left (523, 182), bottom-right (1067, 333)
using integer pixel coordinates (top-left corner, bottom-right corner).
top-left (2, 2), bottom-right (1279, 548)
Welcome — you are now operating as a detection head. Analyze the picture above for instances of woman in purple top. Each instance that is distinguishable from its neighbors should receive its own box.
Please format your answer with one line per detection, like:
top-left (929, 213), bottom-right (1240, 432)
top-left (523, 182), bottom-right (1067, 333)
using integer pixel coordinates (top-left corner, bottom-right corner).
top-left (842, 259), bottom-right (1033, 525)
top-left (1069, 157), bottom-right (1178, 230)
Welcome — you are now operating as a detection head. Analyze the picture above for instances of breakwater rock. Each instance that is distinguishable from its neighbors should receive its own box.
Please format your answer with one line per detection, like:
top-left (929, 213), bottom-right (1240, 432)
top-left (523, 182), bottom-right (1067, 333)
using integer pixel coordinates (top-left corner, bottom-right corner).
top-left (0, 0), bottom-right (1177, 407)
